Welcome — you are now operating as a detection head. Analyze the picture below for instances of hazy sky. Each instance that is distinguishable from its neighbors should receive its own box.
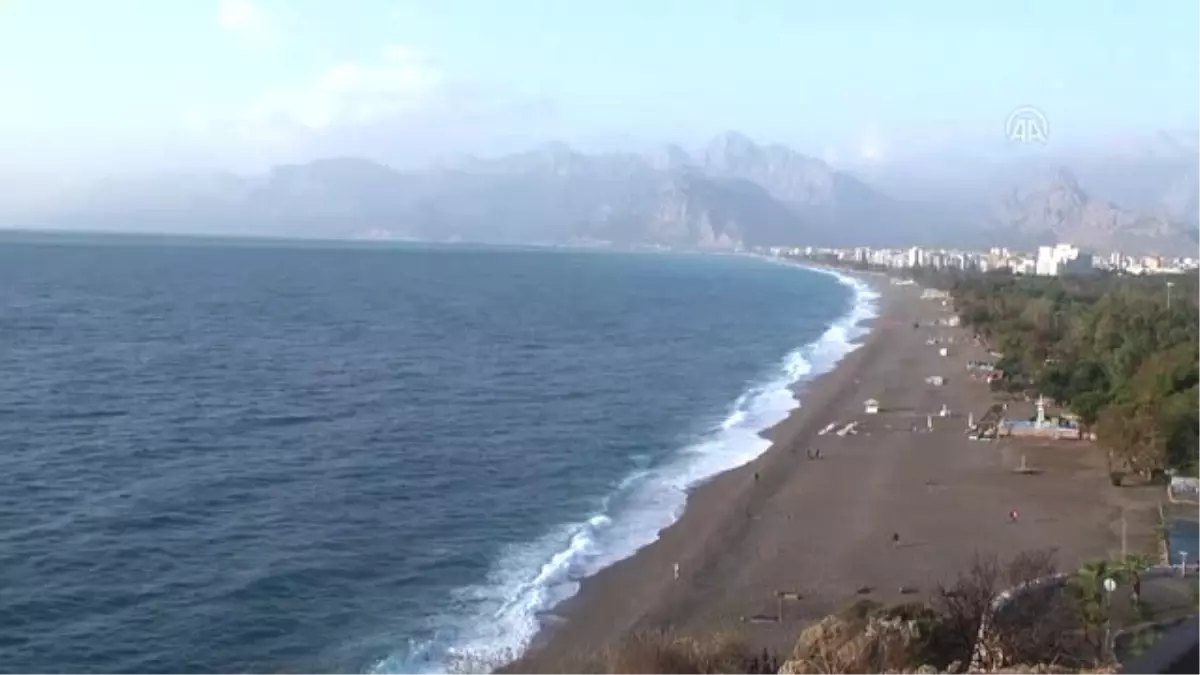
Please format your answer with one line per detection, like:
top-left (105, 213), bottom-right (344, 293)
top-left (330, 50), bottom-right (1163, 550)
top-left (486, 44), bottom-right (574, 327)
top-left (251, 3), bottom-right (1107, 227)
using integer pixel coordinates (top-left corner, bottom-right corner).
top-left (1, 0), bottom-right (1197, 176)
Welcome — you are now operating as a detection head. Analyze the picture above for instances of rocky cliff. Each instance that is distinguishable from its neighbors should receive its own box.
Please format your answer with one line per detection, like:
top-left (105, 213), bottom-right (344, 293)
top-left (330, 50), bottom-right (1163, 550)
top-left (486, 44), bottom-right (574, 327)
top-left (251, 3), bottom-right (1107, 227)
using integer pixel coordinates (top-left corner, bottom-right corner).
top-left (986, 168), bottom-right (1196, 254)
top-left (35, 132), bottom-right (916, 248)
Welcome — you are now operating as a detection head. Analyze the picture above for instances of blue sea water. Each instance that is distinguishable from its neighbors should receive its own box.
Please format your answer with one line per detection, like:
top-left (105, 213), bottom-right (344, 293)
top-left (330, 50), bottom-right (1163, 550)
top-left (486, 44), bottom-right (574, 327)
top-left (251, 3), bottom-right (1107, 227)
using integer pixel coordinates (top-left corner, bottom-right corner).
top-left (0, 234), bottom-right (877, 674)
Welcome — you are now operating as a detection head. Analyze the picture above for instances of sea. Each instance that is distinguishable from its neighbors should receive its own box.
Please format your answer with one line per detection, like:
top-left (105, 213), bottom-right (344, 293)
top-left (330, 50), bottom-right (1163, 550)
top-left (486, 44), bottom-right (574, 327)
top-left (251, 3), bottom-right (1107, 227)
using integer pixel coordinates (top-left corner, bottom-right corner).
top-left (0, 233), bottom-right (878, 674)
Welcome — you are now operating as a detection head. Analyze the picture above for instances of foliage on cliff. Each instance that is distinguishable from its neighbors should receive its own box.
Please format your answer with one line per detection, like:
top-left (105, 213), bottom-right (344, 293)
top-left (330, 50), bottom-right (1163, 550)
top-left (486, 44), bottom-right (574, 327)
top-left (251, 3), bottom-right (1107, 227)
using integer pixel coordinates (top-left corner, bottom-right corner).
top-left (506, 551), bottom-right (1136, 674)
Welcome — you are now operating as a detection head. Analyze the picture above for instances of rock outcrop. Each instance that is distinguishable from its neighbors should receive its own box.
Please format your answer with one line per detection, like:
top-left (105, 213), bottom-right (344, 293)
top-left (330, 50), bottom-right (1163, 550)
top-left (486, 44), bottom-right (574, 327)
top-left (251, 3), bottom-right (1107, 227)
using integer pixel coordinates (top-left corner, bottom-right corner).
top-left (986, 168), bottom-right (1195, 254)
top-left (776, 594), bottom-right (1118, 675)
top-left (780, 600), bottom-right (937, 674)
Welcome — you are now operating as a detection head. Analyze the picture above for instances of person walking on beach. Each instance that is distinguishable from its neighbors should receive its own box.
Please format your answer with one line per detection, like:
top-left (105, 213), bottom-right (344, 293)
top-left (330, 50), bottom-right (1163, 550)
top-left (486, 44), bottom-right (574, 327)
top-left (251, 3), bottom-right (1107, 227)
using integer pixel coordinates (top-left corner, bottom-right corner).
top-left (892, 532), bottom-right (900, 549)
top-left (1009, 509), bottom-right (1020, 524)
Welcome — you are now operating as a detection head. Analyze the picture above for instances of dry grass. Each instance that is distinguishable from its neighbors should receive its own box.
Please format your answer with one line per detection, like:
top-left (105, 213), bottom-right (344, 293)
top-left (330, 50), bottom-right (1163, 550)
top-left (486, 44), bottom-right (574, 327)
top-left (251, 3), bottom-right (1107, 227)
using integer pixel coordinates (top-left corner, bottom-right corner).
top-left (505, 629), bottom-right (779, 674)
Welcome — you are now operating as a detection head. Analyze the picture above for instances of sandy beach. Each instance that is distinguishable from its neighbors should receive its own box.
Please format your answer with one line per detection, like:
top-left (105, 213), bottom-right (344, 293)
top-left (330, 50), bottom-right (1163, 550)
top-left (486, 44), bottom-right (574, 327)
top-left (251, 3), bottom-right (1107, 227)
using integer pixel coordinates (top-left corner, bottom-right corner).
top-left (514, 273), bottom-right (1161, 669)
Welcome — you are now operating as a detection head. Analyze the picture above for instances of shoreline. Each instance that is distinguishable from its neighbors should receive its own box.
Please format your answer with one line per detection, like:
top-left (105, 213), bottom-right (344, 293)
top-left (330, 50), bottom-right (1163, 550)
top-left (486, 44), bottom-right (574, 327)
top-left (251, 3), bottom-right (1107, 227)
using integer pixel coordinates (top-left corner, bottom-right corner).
top-left (506, 269), bottom-right (890, 666)
top-left (511, 271), bottom-right (1145, 670)
top-left (396, 260), bottom-right (883, 674)
top-left (445, 262), bottom-right (881, 671)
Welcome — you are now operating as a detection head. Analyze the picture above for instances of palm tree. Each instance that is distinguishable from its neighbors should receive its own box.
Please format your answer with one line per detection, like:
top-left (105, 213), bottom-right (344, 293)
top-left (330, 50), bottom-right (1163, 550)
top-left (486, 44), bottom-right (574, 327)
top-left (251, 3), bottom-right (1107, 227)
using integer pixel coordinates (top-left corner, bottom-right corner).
top-left (1113, 553), bottom-right (1156, 617)
top-left (1068, 559), bottom-right (1118, 661)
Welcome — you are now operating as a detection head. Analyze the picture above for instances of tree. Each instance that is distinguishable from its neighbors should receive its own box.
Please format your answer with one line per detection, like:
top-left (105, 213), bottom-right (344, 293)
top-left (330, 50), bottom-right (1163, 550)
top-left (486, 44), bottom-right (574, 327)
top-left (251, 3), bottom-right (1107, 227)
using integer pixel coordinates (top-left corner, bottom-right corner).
top-left (1095, 402), bottom-right (1167, 479)
top-left (1068, 559), bottom-right (1119, 661)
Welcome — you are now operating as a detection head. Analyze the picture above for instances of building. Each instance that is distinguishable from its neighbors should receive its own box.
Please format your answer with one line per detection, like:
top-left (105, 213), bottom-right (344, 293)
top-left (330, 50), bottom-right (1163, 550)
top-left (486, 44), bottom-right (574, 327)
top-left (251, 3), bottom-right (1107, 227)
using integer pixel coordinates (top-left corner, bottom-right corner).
top-left (1035, 244), bottom-right (1095, 276)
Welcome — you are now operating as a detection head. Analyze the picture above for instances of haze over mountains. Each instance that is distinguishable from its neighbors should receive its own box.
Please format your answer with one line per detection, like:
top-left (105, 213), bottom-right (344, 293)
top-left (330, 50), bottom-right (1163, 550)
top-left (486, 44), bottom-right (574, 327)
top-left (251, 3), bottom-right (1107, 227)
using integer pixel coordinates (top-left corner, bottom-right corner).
top-left (6, 131), bottom-right (1197, 254)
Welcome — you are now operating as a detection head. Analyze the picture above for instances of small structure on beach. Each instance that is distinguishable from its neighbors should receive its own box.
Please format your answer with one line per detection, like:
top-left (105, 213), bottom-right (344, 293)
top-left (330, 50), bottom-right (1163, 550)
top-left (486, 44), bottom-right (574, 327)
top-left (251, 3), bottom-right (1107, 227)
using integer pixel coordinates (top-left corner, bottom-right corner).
top-left (864, 398), bottom-right (880, 415)
top-left (998, 395), bottom-right (1084, 440)
top-left (925, 375), bottom-right (945, 386)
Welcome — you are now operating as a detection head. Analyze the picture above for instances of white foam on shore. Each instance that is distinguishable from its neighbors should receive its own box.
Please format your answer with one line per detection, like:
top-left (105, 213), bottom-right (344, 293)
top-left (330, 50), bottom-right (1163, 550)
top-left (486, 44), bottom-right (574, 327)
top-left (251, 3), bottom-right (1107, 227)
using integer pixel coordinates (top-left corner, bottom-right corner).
top-left (369, 266), bottom-right (880, 674)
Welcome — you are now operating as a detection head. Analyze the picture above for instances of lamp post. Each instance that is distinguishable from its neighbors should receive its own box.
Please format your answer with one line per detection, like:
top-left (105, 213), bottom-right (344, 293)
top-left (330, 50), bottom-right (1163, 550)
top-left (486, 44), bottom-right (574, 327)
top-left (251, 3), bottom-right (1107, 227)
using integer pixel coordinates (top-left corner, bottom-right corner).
top-left (1102, 577), bottom-right (1116, 662)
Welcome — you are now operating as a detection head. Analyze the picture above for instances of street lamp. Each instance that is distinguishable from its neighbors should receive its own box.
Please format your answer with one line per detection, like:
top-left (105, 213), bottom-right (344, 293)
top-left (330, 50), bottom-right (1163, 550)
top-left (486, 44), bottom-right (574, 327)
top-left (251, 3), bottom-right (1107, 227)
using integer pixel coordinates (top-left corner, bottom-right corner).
top-left (1102, 577), bottom-right (1117, 662)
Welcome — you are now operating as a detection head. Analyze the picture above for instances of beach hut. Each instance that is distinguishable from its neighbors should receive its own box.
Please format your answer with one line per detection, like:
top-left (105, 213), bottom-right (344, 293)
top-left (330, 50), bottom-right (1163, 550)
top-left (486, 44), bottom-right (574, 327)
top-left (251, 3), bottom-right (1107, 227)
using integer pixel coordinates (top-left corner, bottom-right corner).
top-left (864, 398), bottom-right (880, 415)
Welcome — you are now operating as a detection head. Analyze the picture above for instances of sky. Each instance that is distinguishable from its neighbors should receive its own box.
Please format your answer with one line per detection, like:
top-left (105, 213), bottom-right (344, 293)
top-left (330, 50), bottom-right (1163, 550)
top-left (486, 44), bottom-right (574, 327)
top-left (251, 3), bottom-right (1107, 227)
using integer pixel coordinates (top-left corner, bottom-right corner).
top-left (0, 0), bottom-right (1197, 178)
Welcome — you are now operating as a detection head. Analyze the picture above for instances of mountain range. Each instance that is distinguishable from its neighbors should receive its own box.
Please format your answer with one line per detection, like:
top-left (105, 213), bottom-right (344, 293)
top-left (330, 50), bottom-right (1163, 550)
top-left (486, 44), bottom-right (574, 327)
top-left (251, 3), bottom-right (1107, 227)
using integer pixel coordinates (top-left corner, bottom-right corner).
top-left (986, 167), bottom-right (1198, 253)
top-left (7, 131), bottom-right (1198, 254)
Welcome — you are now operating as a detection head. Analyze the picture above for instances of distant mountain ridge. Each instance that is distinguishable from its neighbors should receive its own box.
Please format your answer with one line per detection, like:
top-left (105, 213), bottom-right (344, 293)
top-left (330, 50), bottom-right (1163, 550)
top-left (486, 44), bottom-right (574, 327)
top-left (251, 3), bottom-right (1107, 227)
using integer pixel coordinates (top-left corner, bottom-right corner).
top-left (10, 132), bottom-right (1196, 253)
top-left (986, 167), bottom-right (1197, 254)
top-left (35, 134), bottom-right (923, 249)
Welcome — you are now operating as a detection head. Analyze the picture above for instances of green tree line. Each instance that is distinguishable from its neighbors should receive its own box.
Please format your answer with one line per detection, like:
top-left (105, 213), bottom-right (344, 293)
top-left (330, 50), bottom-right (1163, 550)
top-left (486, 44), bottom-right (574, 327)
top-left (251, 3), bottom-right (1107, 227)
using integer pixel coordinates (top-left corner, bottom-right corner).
top-left (937, 270), bottom-right (1198, 477)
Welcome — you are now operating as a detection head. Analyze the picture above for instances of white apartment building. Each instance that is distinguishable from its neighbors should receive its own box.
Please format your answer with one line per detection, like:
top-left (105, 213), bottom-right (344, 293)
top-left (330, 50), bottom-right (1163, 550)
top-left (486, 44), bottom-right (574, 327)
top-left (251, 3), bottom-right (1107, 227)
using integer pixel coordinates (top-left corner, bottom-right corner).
top-left (1035, 244), bottom-right (1095, 276)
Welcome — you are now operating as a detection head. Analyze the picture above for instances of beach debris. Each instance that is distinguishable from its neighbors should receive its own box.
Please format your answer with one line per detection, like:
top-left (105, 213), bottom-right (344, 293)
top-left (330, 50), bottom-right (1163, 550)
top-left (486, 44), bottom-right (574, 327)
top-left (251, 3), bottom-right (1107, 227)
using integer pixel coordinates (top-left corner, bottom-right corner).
top-left (924, 375), bottom-right (945, 386)
top-left (898, 585), bottom-right (918, 594)
top-left (939, 347), bottom-right (949, 357)
top-left (855, 585), bottom-right (874, 595)
top-left (836, 422), bottom-right (858, 436)
top-left (776, 590), bottom-right (803, 622)
top-left (744, 614), bottom-right (779, 624)
top-left (863, 398), bottom-right (880, 415)
top-left (1013, 454), bottom-right (1041, 475)
top-left (817, 422), bottom-right (838, 436)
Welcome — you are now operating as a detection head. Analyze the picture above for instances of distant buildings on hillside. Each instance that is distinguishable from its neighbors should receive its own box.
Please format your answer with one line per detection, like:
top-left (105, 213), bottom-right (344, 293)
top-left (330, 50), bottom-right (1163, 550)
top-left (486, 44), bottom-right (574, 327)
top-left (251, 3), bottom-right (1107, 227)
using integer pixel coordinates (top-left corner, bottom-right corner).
top-left (761, 243), bottom-right (1197, 277)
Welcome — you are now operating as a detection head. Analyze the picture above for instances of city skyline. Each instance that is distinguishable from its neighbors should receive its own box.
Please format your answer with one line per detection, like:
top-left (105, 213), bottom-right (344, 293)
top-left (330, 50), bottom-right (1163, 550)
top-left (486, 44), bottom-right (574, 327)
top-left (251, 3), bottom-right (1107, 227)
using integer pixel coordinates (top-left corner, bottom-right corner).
top-left (775, 241), bottom-right (1198, 277)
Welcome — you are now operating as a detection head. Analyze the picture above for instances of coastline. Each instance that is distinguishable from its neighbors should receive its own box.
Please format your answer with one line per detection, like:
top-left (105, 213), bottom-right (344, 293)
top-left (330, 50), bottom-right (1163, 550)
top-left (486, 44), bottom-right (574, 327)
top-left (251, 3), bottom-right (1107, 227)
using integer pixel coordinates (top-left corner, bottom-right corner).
top-left (511, 268), bottom-right (1138, 671)
top-left (504, 267), bottom-right (889, 665)
top-left (463, 260), bottom-right (878, 662)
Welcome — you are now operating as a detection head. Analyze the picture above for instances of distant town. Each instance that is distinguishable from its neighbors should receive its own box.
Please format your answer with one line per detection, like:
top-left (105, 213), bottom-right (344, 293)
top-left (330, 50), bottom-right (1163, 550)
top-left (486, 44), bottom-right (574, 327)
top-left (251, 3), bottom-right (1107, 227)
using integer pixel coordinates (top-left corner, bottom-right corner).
top-left (759, 243), bottom-right (1199, 276)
